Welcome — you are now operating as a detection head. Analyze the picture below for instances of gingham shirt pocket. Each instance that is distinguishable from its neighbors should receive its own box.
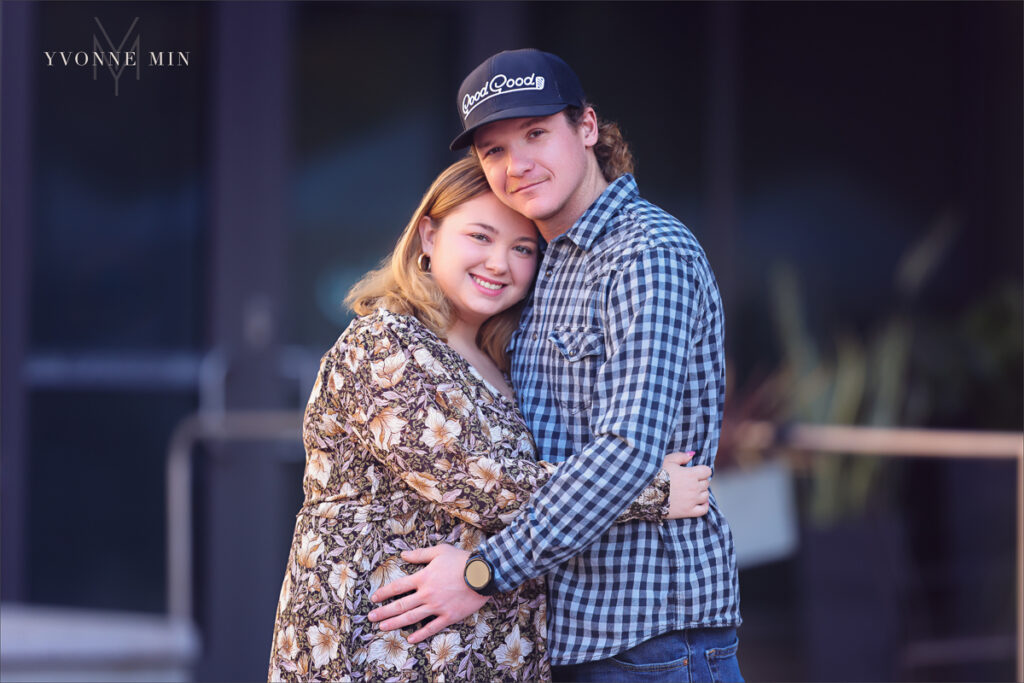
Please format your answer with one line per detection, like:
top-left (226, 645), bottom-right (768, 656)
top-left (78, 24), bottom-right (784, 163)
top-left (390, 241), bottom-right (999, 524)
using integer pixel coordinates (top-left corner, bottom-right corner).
top-left (547, 328), bottom-right (604, 414)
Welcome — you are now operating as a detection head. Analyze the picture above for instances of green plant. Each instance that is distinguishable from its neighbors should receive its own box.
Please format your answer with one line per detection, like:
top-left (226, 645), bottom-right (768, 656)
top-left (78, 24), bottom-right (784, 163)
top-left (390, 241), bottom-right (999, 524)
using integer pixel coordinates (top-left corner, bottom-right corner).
top-left (768, 212), bottom-right (958, 527)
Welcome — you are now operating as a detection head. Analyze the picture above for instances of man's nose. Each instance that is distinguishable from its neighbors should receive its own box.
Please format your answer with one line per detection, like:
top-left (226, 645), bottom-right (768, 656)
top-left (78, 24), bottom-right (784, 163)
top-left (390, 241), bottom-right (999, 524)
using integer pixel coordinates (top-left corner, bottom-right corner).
top-left (506, 143), bottom-right (533, 176)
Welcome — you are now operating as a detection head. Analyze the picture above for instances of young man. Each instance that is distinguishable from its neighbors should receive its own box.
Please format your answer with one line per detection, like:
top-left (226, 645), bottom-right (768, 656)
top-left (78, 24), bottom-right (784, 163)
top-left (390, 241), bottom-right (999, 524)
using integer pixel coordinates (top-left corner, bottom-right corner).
top-left (369, 49), bottom-right (742, 681)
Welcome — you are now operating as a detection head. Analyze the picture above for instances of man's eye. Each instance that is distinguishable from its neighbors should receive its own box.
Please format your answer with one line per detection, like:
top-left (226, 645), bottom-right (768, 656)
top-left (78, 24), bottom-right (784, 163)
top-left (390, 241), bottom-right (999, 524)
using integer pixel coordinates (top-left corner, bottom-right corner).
top-left (528, 129), bottom-right (545, 139)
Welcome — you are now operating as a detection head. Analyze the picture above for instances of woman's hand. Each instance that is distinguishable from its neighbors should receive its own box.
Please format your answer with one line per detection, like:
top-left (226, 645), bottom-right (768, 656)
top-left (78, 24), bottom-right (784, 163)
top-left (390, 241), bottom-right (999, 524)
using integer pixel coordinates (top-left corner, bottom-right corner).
top-left (663, 451), bottom-right (712, 519)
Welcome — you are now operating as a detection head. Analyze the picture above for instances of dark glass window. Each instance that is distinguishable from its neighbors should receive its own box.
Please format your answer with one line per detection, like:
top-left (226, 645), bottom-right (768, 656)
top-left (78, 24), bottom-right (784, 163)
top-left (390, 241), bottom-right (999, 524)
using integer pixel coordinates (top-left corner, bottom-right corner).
top-left (286, 3), bottom-right (459, 349)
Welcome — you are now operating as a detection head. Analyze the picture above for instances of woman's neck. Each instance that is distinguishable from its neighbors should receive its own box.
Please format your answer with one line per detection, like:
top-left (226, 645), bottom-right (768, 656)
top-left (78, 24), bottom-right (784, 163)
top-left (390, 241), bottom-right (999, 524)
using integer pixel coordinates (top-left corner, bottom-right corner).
top-left (443, 317), bottom-right (514, 401)
top-left (444, 317), bottom-right (480, 354)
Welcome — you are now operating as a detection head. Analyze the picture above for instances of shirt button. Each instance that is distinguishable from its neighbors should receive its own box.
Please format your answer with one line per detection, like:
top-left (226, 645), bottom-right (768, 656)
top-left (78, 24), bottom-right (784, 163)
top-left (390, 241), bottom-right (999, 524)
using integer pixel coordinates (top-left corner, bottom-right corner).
top-left (546, 268), bottom-right (553, 276)
top-left (532, 333), bottom-right (538, 341)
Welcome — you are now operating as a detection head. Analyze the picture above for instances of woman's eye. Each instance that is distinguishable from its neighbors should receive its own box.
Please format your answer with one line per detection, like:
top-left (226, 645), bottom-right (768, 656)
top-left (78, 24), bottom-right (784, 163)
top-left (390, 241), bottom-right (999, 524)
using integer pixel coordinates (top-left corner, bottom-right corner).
top-left (482, 146), bottom-right (501, 158)
top-left (514, 246), bottom-right (534, 256)
top-left (470, 233), bottom-right (489, 242)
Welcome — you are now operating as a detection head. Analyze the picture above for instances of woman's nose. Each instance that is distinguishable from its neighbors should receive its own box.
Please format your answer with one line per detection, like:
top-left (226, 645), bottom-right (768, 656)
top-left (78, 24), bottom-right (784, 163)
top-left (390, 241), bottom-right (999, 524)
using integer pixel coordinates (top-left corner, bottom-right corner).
top-left (485, 249), bottom-right (509, 274)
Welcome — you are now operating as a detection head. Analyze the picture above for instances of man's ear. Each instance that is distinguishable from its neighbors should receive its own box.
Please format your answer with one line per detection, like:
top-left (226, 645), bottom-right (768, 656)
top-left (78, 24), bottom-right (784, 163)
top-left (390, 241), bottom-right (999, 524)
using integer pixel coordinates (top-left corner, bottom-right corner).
top-left (418, 215), bottom-right (437, 256)
top-left (579, 107), bottom-right (600, 148)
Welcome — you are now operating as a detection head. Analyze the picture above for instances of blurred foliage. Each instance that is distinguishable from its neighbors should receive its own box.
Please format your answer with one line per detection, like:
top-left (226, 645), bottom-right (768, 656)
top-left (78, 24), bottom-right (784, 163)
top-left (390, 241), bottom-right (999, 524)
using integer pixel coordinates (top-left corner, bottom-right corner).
top-left (721, 210), bottom-right (1023, 527)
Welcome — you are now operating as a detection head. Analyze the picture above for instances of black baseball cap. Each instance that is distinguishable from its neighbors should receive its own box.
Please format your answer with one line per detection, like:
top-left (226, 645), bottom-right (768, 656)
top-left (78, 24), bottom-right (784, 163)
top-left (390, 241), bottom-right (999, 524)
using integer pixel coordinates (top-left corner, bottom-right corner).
top-left (450, 48), bottom-right (585, 151)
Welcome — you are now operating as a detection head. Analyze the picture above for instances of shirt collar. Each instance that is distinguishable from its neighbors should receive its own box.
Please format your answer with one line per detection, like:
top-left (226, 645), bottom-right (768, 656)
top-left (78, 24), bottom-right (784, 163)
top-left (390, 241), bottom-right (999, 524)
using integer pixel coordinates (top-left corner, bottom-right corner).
top-left (558, 173), bottom-right (638, 252)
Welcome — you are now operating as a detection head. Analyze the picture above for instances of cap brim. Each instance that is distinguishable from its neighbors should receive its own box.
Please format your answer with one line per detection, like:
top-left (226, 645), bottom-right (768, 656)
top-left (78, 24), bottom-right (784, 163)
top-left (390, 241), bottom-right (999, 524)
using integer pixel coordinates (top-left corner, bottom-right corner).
top-left (449, 103), bottom-right (571, 151)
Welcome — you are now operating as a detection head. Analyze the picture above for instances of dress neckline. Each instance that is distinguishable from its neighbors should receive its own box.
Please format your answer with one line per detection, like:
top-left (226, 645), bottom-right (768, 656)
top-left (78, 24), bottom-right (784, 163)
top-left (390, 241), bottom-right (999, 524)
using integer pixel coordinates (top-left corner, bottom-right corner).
top-left (464, 363), bottom-right (515, 405)
top-left (376, 308), bottom-right (519, 411)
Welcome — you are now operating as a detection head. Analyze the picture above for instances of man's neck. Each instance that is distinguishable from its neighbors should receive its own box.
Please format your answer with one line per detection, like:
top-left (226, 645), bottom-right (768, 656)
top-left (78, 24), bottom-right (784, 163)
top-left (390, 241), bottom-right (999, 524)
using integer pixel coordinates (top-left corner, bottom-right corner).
top-left (535, 158), bottom-right (609, 243)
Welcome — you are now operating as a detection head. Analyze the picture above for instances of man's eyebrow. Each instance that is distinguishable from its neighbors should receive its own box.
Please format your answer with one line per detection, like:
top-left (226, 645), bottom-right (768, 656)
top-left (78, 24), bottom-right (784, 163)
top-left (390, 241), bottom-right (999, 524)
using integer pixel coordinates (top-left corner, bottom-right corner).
top-left (517, 117), bottom-right (548, 129)
top-left (475, 117), bottom-right (551, 149)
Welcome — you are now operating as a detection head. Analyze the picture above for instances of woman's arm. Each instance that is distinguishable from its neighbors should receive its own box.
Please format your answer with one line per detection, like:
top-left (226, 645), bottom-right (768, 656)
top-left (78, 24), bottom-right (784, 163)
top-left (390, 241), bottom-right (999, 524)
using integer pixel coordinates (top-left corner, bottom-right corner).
top-left (326, 313), bottom-right (693, 533)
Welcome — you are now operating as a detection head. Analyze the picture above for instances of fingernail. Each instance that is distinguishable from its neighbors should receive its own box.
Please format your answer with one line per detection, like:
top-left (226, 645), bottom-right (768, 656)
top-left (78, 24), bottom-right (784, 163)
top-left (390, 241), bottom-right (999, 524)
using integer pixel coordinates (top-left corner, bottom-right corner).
top-left (368, 610), bottom-right (377, 620)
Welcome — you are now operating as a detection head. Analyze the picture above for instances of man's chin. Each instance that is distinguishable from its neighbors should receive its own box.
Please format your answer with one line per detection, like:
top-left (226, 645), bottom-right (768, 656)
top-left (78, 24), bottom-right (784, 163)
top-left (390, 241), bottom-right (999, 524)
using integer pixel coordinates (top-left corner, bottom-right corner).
top-left (508, 198), bottom-right (556, 223)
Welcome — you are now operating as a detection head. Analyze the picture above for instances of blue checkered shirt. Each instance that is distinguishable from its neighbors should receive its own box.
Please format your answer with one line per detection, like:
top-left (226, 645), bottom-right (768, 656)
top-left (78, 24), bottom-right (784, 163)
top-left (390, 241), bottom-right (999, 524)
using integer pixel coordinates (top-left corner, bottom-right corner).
top-left (476, 174), bottom-right (741, 666)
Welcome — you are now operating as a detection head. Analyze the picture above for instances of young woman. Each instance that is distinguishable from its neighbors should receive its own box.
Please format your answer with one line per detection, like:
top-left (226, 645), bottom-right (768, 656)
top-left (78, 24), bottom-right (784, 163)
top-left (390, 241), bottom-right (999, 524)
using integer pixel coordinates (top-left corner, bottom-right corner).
top-left (267, 157), bottom-right (712, 682)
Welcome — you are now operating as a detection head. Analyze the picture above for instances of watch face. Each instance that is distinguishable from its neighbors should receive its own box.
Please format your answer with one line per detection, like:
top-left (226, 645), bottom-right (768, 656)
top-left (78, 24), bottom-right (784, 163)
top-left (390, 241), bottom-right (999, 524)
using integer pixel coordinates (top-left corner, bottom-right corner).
top-left (465, 559), bottom-right (491, 589)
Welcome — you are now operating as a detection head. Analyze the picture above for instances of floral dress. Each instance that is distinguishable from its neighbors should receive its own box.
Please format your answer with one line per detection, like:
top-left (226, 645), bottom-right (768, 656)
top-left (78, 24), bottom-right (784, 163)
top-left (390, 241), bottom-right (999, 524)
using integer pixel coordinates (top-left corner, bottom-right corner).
top-left (267, 308), bottom-right (670, 682)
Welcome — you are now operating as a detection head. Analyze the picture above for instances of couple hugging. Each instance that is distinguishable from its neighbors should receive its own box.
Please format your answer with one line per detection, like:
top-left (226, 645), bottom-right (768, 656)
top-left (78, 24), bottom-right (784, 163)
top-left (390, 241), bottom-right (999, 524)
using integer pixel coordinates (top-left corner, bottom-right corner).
top-left (268, 48), bottom-right (742, 683)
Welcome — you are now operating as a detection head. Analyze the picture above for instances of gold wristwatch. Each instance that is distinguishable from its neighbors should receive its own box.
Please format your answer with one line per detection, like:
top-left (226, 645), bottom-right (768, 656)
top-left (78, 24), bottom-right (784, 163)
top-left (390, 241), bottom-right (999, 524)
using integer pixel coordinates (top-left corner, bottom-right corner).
top-left (464, 553), bottom-right (498, 596)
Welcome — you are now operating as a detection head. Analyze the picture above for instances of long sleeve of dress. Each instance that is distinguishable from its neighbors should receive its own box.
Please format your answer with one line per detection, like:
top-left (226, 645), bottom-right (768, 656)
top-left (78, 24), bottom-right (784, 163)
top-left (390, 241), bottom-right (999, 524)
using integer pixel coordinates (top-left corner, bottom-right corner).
top-left (321, 311), bottom-right (670, 534)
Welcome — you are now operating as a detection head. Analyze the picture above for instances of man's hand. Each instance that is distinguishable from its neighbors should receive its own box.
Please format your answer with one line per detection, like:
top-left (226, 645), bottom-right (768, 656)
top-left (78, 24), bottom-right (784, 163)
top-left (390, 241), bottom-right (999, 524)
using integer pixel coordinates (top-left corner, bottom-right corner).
top-left (663, 451), bottom-right (712, 519)
top-left (367, 544), bottom-right (489, 644)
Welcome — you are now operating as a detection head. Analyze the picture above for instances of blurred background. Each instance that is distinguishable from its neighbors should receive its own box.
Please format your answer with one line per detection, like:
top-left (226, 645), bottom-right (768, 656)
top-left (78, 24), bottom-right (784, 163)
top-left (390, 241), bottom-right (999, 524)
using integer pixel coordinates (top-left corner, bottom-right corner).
top-left (1, 1), bottom-right (1021, 681)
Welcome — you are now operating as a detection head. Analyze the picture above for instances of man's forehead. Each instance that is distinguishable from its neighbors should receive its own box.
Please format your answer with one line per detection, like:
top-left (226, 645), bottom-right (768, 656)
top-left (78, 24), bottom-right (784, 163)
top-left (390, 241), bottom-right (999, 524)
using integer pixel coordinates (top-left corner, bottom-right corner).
top-left (473, 113), bottom-right (562, 147)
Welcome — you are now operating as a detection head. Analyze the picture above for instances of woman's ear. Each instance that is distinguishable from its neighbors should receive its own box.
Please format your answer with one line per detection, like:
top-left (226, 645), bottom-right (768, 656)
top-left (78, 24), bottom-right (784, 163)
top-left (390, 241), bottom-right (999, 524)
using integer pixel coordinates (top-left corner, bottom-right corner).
top-left (418, 215), bottom-right (437, 256)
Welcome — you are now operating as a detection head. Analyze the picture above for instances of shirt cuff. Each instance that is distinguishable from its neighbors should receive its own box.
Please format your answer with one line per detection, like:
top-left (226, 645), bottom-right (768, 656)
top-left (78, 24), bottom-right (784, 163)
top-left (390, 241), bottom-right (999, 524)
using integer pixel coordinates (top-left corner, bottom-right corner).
top-left (476, 532), bottom-right (534, 593)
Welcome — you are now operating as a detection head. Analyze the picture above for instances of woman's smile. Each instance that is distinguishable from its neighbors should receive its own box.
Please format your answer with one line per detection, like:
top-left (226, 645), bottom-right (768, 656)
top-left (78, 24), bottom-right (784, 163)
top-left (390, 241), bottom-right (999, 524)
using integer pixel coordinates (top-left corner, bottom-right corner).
top-left (470, 273), bottom-right (508, 295)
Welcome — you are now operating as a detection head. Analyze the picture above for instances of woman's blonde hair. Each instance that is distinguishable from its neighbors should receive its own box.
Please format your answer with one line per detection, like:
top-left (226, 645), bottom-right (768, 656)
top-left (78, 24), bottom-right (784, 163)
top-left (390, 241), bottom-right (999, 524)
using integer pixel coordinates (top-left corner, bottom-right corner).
top-left (345, 156), bottom-right (532, 372)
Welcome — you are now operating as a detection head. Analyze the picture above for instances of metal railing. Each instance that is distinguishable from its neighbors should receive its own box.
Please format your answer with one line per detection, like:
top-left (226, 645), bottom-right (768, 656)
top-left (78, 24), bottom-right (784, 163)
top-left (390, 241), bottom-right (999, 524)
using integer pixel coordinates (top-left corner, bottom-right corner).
top-left (165, 411), bottom-right (304, 623)
top-left (737, 421), bottom-right (1024, 681)
top-left (165, 413), bottom-right (1024, 680)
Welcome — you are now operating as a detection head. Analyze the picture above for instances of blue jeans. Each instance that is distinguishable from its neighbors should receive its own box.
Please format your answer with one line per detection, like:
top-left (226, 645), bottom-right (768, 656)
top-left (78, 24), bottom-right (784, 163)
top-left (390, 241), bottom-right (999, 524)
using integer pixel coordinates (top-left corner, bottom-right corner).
top-left (551, 628), bottom-right (743, 683)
